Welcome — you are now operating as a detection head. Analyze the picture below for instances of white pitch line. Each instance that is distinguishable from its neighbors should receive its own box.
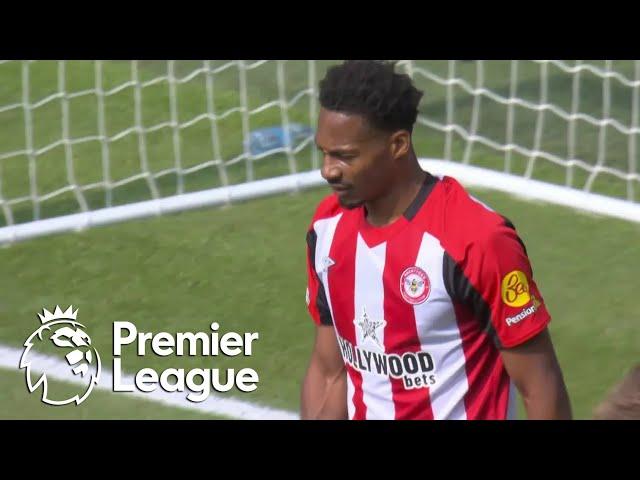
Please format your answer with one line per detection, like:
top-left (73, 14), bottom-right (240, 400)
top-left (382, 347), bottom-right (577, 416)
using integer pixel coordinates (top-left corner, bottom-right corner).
top-left (0, 344), bottom-right (299, 420)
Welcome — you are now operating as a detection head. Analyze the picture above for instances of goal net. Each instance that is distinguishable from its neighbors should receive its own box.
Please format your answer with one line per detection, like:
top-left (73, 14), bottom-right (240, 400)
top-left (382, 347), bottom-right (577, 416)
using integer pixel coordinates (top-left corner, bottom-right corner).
top-left (0, 60), bottom-right (638, 242)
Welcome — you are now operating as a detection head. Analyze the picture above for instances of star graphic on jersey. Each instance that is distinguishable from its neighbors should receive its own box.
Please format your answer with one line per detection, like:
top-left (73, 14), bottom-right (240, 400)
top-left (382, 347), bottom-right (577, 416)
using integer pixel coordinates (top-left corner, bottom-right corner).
top-left (354, 306), bottom-right (387, 349)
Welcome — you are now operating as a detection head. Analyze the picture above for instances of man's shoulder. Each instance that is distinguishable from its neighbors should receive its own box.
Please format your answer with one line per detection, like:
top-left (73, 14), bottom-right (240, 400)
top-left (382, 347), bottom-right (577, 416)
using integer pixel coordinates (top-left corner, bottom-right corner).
top-left (422, 175), bottom-right (514, 256)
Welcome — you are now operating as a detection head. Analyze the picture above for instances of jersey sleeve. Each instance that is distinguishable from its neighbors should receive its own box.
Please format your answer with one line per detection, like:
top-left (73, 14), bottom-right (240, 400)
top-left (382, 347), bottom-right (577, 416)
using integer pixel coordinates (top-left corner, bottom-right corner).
top-left (465, 225), bottom-right (551, 348)
top-left (306, 228), bottom-right (333, 326)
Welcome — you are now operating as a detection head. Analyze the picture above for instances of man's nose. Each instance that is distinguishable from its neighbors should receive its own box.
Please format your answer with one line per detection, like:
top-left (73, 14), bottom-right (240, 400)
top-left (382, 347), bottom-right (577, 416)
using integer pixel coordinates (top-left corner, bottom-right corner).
top-left (321, 156), bottom-right (341, 183)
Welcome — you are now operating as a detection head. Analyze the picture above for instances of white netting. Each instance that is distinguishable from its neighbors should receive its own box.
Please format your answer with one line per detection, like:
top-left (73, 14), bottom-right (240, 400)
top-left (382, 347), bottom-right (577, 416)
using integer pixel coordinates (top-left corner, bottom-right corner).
top-left (407, 60), bottom-right (640, 202)
top-left (0, 60), bottom-right (638, 235)
top-left (0, 60), bottom-right (320, 227)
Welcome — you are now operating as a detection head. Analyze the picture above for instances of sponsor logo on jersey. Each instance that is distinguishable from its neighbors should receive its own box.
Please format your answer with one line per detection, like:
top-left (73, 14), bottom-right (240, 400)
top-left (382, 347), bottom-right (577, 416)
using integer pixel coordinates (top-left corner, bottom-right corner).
top-left (501, 270), bottom-right (531, 307)
top-left (336, 334), bottom-right (437, 390)
top-left (506, 295), bottom-right (542, 326)
top-left (400, 266), bottom-right (431, 305)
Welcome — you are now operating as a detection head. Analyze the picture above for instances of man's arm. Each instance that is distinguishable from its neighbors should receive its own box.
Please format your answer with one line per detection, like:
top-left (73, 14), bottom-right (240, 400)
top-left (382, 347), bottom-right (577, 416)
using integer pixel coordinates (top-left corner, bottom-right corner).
top-left (300, 324), bottom-right (348, 420)
top-left (500, 328), bottom-right (572, 419)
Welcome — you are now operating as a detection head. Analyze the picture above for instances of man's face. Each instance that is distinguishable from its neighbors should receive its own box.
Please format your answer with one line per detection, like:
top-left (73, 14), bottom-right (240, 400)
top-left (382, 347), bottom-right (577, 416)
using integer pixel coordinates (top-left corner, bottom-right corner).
top-left (315, 108), bottom-right (395, 209)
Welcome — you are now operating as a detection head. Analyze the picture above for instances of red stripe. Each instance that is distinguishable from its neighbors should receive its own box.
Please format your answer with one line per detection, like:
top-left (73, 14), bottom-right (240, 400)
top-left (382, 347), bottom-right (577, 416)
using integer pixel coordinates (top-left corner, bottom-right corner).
top-left (306, 234), bottom-right (322, 325)
top-left (383, 229), bottom-right (434, 420)
top-left (454, 303), bottom-right (511, 419)
top-left (327, 211), bottom-right (367, 420)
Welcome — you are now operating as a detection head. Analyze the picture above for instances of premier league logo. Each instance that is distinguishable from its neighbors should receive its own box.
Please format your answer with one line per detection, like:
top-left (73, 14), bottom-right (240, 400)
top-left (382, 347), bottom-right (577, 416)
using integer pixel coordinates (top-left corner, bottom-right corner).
top-left (19, 306), bottom-right (101, 406)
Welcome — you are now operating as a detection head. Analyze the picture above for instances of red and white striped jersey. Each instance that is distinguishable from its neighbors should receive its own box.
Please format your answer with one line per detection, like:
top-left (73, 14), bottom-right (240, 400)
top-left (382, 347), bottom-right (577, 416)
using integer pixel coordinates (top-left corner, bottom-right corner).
top-left (305, 173), bottom-right (551, 420)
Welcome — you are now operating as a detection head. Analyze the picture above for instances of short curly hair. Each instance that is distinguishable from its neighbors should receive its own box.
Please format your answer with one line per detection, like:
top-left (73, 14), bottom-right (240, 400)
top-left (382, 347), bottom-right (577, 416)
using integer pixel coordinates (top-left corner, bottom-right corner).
top-left (319, 60), bottom-right (423, 133)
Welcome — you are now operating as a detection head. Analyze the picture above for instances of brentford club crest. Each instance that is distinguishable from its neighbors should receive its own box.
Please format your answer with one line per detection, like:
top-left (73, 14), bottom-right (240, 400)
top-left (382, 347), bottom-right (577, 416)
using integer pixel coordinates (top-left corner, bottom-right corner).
top-left (400, 266), bottom-right (431, 305)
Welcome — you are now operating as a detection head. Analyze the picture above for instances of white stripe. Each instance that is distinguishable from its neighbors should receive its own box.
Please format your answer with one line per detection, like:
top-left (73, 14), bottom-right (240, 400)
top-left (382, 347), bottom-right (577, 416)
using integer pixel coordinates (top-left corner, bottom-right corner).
top-left (0, 344), bottom-right (298, 420)
top-left (313, 213), bottom-right (342, 281)
top-left (413, 232), bottom-right (469, 420)
top-left (312, 213), bottom-right (352, 415)
top-left (353, 234), bottom-right (395, 420)
top-left (312, 213), bottom-right (341, 325)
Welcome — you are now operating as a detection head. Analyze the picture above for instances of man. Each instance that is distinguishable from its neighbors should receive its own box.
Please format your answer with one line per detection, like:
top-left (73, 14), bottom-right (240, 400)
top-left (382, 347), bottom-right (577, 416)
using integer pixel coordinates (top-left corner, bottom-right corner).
top-left (300, 60), bottom-right (572, 420)
top-left (593, 364), bottom-right (640, 420)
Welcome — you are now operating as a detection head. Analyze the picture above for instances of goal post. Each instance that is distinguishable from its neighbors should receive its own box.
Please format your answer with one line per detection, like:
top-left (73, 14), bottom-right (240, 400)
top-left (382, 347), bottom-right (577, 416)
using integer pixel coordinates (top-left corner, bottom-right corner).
top-left (408, 60), bottom-right (640, 202)
top-left (0, 60), bottom-right (638, 244)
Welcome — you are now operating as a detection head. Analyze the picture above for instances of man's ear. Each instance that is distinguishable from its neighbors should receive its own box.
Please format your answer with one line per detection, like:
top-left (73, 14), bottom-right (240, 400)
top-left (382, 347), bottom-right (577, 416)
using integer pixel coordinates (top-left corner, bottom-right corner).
top-left (389, 130), bottom-right (411, 160)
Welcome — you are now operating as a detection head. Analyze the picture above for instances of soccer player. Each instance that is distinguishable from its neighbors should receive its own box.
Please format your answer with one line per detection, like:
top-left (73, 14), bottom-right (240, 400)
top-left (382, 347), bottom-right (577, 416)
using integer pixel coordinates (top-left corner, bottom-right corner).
top-left (300, 60), bottom-right (572, 420)
top-left (593, 364), bottom-right (640, 420)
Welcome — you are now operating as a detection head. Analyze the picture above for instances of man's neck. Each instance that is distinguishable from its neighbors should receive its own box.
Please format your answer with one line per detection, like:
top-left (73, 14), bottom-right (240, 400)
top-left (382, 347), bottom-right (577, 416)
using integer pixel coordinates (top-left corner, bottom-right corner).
top-left (364, 161), bottom-right (427, 227)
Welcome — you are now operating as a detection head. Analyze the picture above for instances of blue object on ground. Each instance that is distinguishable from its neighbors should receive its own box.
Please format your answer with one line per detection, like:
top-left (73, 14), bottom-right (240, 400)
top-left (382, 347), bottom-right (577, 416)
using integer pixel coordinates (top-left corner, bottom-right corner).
top-left (246, 123), bottom-right (314, 156)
